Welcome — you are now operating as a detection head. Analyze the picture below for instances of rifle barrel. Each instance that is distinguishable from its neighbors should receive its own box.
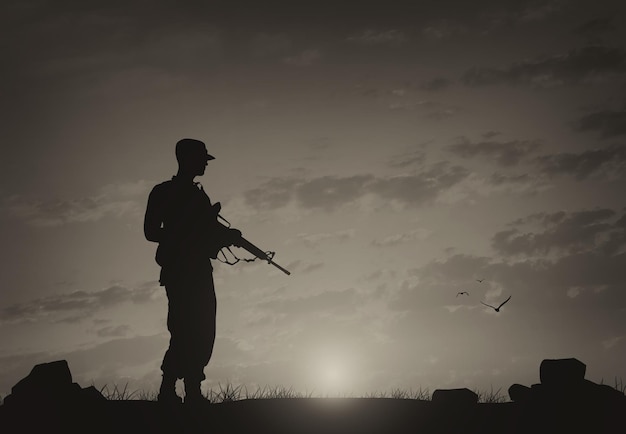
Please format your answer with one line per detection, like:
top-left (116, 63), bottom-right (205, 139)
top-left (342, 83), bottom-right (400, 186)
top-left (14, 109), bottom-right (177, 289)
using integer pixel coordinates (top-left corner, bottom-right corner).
top-left (239, 237), bottom-right (291, 275)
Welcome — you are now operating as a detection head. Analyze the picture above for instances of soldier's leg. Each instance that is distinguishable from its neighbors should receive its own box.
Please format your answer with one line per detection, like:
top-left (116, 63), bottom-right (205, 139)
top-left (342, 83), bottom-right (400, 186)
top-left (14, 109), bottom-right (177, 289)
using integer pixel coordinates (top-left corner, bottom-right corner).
top-left (183, 276), bottom-right (217, 403)
top-left (158, 284), bottom-right (185, 403)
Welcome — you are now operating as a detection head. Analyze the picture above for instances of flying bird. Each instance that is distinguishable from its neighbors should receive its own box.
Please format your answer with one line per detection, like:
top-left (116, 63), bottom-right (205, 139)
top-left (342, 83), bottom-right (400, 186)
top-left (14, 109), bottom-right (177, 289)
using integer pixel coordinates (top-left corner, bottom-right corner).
top-left (480, 295), bottom-right (511, 312)
top-left (456, 291), bottom-right (469, 297)
top-left (476, 279), bottom-right (485, 283)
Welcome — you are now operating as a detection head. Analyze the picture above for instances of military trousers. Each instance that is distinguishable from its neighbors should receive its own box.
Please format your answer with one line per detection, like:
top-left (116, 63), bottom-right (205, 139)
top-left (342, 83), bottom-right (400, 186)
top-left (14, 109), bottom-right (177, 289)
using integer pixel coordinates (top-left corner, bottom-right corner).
top-left (160, 269), bottom-right (216, 383)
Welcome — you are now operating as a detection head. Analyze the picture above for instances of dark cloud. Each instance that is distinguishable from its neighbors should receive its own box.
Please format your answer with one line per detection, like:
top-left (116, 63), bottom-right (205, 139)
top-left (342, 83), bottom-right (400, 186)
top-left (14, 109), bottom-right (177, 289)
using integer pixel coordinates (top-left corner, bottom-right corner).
top-left (420, 77), bottom-right (453, 91)
top-left (244, 163), bottom-right (469, 211)
top-left (387, 149), bottom-right (427, 169)
top-left (367, 163), bottom-right (470, 206)
top-left (492, 208), bottom-right (624, 257)
top-left (249, 32), bottom-right (292, 57)
top-left (489, 172), bottom-right (536, 186)
top-left (462, 45), bottom-right (626, 88)
top-left (2, 181), bottom-right (150, 226)
top-left (0, 283), bottom-right (160, 324)
top-left (446, 137), bottom-right (542, 166)
top-left (533, 143), bottom-right (626, 180)
top-left (244, 177), bottom-right (299, 209)
top-left (388, 100), bottom-right (460, 119)
top-left (572, 17), bottom-right (614, 43)
top-left (574, 109), bottom-right (626, 138)
top-left (296, 175), bottom-right (374, 210)
top-left (346, 29), bottom-right (407, 45)
top-left (482, 131), bottom-right (502, 139)
top-left (283, 49), bottom-right (322, 66)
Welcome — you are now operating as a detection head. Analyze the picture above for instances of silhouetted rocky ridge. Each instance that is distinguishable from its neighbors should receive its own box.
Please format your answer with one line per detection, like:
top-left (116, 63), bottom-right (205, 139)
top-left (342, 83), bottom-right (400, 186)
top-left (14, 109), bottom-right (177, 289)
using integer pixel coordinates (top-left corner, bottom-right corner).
top-left (0, 357), bottom-right (623, 433)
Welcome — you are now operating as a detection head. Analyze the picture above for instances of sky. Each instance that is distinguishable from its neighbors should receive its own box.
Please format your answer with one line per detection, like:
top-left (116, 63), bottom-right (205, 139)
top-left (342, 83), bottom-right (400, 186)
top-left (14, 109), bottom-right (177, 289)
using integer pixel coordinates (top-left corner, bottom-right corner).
top-left (1, 0), bottom-right (626, 399)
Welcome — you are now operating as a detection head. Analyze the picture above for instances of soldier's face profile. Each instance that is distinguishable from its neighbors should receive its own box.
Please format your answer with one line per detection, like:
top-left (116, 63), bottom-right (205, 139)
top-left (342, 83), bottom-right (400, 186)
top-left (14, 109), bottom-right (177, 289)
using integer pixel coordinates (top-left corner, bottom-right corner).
top-left (180, 147), bottom-right (210, 176)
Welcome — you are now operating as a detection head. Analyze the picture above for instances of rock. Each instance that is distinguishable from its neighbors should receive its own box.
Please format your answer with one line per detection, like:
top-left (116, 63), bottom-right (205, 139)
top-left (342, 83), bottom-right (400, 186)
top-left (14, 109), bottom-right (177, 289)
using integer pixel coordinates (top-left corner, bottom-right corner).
top-left (539, 358), bottom-right (586, 387)
top-left (431, 388), bottom-right (478, 407)
top-left (508, 383), bottom-right (531, 403)
top-left (11, 360), bottom-right (73, 396)
top-left (79, 385), bottom-right (108, 402)
top-left (2, 359), bottom-right (105, 408)
top-left (579, 379), bottom-right (626, 406)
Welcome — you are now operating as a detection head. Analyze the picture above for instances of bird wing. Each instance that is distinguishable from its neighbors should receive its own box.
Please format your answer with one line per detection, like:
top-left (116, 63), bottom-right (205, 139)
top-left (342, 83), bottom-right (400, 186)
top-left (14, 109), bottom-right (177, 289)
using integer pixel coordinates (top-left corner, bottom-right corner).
top-left (497, 295), bottom-right (512, 309)
top-left (480, 301), bottom-right (495, 309)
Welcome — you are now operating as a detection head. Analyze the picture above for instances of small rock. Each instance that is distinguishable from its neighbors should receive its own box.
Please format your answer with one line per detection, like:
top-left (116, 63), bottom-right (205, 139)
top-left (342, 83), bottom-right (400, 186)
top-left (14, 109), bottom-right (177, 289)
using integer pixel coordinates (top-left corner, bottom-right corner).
top-left (508, 383), bottom-right (531, 403)
top-left (431, 388), bottom-right (478, 407)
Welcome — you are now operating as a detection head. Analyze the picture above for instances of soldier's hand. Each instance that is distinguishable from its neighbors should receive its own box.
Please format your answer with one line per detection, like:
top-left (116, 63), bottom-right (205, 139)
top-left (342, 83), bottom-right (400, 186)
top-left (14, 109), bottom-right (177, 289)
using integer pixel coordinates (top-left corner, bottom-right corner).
top-left (229, 228), bottom-right (242, 246)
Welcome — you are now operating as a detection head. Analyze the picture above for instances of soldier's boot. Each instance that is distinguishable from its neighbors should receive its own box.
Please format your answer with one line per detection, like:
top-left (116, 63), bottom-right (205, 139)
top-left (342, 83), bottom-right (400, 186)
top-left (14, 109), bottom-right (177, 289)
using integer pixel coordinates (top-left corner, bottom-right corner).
top-left (157, 373), bottom-right (182, 404)
top-left (184, 378), bottom-right (211, 405)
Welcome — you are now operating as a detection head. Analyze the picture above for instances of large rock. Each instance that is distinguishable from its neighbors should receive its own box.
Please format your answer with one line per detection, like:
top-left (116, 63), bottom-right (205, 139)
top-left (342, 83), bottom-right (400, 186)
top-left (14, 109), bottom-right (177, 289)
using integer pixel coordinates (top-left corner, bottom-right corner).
top-left (539, 358), bottom-right (586, 387)
top-left (2, 360), bottom-right (105, 408)
top-left (509, 357), bottom-right (626, 434)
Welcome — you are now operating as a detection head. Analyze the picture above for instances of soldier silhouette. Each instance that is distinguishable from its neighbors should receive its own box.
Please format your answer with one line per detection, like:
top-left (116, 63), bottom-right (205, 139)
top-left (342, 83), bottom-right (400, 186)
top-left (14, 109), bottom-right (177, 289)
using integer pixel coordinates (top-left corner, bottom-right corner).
top-left (144, 138), bottom-right (241, 404)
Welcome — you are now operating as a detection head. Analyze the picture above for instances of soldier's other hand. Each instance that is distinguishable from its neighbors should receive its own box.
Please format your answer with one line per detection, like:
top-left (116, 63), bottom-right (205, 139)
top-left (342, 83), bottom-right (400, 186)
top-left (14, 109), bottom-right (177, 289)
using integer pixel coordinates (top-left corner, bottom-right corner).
top-left (212, 202), bottom-right (222, 213)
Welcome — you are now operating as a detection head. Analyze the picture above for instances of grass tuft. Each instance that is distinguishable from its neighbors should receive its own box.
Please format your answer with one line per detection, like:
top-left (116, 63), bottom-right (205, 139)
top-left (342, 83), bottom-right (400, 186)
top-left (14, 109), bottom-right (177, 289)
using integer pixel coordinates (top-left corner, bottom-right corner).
top-left (92, 377), bottom-right (626, 403)
top-left (474, 386), bottom-right (508, 403)
top-left (98, 382), bottom-right (138, 400)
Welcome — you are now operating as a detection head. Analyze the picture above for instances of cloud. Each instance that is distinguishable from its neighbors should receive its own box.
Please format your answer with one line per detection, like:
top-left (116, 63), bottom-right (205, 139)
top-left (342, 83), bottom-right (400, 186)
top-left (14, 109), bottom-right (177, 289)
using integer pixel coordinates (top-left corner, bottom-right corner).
top-left (244, 177), bottom-right (298, 209)
top-left (346, 29), bottom-right (407, 45)
top-left (0, 283), bottom-right (161, 324)
top-left (533, 143), bottom-right (626, 180)
top-left (492, 208), bottom-right (624, 258)
top-left (296, 175), bottom-right (374, 210)
top-left (391, 209), bottom-right (626, 319)
top-left (483, 131), bottom-right (502, 139)
top-left (284, 49), bottom-right (321, 66)
top-left (371, 229), bottom-right (431, 247)
top-left (295, 229), bottom-right (356, 248)
top-left (300, 262), bottom-right (325, 274)
top-left (420, 77), bottom-right (452, 92)
top-left (257, 288), bottom-right (361, 316)
top-left (572, 18), bottom-right (614, 43)
top-left (446, 137), bottom-right (542, 166)
top-left (574, 108), bottom-right (626, 138)
top-left (244, 163), bottom-right (471, 212)
top-left (387, 149), bottom-right (428, 169)
top-left (488, 172), bottom-right (537, 187)
top-left (3, 180), bottom-right (151, 227)
top-left (462, 45), bottom-right (626, 88)
top-left (96, 324), bottom-right (132, 338)
top-left (421, 20), bottom-right (466, 40)
top-left (249, 32), bottom-right (292, 57)
top-left (517, 0), bottom-right (562, 22)
top-left (388, 100), bottom-right (461, 119)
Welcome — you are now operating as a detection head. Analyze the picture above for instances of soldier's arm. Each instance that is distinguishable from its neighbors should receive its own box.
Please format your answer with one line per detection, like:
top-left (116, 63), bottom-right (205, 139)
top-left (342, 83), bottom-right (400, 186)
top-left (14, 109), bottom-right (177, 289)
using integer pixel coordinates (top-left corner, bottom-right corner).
top-left (144, 186), bottom-right (165, 243)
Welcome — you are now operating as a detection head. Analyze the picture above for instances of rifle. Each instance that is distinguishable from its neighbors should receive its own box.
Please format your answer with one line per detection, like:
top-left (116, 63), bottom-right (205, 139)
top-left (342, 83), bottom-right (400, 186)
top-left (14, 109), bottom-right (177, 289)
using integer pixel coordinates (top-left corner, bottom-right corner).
top-left (216, 213), bottom-right (291, 276)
